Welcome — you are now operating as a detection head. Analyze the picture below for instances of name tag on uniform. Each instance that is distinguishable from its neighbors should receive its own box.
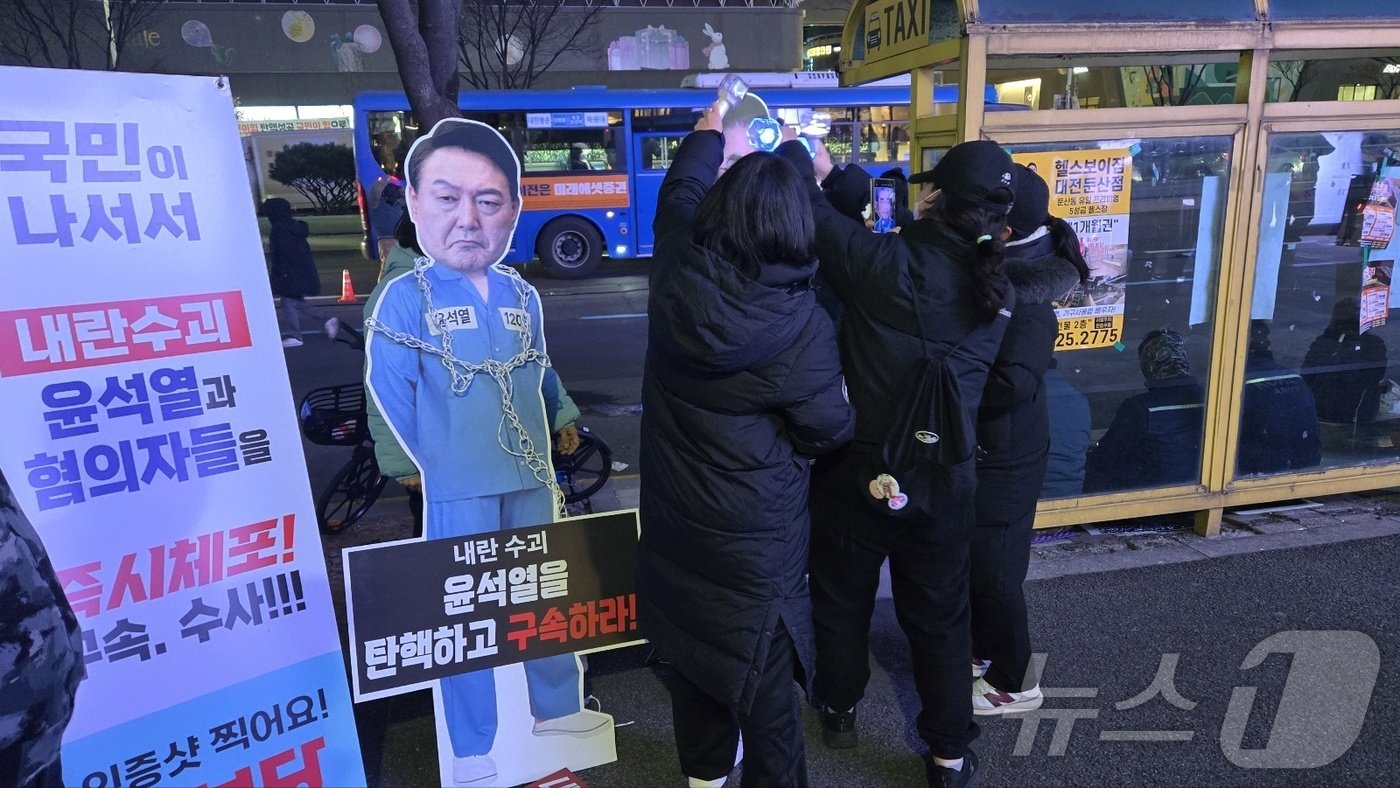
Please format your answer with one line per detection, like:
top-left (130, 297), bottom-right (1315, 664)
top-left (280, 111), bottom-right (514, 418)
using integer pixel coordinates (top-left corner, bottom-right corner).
top-left (427, 306), bottom-right (478, 335)
top-left (499, 308), bottom-right (529, 332)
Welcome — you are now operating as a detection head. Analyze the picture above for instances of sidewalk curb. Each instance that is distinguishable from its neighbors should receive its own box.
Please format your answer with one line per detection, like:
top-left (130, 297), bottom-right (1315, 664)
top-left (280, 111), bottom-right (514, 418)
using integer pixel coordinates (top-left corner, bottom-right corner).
top-left (598, 476), bottom-right (1400, 594)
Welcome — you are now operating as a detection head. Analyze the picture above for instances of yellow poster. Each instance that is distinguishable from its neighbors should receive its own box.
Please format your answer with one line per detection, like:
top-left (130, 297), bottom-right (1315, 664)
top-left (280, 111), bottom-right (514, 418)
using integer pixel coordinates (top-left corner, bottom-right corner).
top-left (1012, 149), bottom-right (1133, 351)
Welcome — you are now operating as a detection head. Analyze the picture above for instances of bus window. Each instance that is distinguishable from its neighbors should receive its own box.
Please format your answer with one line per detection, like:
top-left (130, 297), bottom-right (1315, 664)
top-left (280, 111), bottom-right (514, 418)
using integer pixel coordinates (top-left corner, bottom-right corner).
top-left (523, 112), bottom-right (625, 174)
top-left (633, 107), bottom-right (699, 133)
top-left (368, 110), bottom-right (419, 178)
top-left (461, 111), bottom-right (529, 159)
top-left (640, 137), bottom-right (683, 170)
top-left (771, 105), bottom-right (910, 167)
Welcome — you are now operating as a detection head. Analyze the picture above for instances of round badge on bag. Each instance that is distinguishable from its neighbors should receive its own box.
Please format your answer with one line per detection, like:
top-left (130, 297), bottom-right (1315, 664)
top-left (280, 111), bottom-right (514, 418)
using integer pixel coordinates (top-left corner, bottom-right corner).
top-left (888, 493), bottom-right (908, 511)
top-left (868, 473), bottom-right (901, 501)
top-left (915, 430), bottom-right (939, 444)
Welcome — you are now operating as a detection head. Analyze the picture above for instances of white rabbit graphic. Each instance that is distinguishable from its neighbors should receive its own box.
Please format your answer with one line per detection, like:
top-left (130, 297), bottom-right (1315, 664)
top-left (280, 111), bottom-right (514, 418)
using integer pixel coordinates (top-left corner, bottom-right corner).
top-left (701, 22), bottom-right (729, 70)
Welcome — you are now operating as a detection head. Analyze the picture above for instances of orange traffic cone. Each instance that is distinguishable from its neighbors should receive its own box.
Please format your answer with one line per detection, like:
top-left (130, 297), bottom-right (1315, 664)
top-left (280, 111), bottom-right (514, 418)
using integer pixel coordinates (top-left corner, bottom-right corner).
top-left (337, 269), bottom-right (357, 303)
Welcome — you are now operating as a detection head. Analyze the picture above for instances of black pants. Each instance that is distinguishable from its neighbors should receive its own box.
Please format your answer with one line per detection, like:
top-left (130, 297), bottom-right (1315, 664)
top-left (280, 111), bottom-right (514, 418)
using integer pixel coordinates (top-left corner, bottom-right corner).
top-left (669, 627), bottom-right (808, 788)
top-left (969, 458), bottom-right (1043, 694)
top-left (808, 447), bottom-right (978, 760)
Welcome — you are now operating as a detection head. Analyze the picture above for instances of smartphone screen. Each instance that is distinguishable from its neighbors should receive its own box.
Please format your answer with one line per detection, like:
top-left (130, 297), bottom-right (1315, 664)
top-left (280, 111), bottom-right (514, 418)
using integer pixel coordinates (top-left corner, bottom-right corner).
top-left (870, 178), bottom-right (898, 233)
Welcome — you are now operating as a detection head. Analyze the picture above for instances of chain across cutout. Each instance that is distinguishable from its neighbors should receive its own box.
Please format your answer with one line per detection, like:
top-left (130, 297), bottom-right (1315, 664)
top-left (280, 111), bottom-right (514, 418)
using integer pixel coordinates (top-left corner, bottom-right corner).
top-left (365, 257), bottom-right (566, 517)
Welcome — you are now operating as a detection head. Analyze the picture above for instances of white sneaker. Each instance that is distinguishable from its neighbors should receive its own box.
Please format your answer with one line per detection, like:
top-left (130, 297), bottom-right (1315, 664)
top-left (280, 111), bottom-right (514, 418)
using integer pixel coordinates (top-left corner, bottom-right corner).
top-left (972, 677), bottom-right (1044, 716)
top-left (325, 317), bottom-right (341, 340)
top-left (683, 732), bottom-right (741, 786)
top-left (281, 336), bottom-right (303, 348)
top-left (452, 755), bottom-right (496, 785)
top-left (532, 709), bottom-right (609, 737)
top-left (972, 658), bottom-right (991, 678)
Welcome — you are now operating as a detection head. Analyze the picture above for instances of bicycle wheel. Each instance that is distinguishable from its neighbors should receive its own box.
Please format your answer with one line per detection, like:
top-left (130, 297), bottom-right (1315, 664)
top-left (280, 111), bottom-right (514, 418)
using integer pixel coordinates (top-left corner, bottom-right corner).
top-left (317, 446), bottom-right (388, 534)
top-left (555, 431), bottom-right (612, 505)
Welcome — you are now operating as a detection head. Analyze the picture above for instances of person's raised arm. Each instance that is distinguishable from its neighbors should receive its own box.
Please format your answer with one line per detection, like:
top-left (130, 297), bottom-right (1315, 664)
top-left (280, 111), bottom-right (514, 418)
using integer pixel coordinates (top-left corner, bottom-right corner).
top-left (653, 104), bottom-right (724, 243)
top-left (775, 138), bottom-right (908, 295)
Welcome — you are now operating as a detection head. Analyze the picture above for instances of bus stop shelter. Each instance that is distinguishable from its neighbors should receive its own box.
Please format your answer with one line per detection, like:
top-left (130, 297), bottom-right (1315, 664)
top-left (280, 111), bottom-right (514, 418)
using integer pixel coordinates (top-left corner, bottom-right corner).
top-left (837, 1), bottom-right (1400, 534)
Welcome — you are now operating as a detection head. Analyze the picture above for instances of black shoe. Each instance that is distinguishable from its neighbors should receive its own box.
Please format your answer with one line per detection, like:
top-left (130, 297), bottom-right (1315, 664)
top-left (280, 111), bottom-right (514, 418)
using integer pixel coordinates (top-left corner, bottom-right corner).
top-left (927, 748), bottom-right (979, 788)
top-left (821, 705), bottom-right (858, 749)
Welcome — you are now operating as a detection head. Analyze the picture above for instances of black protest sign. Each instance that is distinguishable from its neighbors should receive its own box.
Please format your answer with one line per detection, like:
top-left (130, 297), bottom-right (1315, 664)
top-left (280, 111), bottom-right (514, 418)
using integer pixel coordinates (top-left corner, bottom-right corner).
top-left (344, 510), bottom-right (640, 699)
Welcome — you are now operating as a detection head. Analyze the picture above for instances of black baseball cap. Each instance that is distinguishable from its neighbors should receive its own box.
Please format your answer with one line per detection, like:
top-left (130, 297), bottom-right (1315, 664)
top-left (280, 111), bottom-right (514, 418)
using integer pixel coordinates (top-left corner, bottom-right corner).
top-left (909, 139), bottom-right (1016, 214)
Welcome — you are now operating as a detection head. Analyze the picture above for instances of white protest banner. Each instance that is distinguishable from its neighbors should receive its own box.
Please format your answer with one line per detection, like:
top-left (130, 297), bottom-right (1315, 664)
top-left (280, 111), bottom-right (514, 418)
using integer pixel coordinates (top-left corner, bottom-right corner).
top-left (0, 67), bottom-right (364, 786)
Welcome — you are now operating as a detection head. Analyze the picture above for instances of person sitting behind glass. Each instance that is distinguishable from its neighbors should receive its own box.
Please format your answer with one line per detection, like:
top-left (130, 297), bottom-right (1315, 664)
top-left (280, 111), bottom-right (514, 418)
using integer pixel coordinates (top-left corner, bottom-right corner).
top-left (1041, 358), bottom-right (1091, 498)
top-left (1238, 320), bottom-right (1322, 475)
top-left (1303, 297), bottom-right (1389, 425)
top-left (1083, 328), bottom-right (1205, 492)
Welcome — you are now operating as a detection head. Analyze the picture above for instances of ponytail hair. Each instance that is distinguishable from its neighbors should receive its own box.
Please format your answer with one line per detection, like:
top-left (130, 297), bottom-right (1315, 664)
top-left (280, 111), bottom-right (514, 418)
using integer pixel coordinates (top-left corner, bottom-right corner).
top-left (932, 190), bottom-right (1013, 322)
top-left (1048, 216), bottom-right (1090, 283)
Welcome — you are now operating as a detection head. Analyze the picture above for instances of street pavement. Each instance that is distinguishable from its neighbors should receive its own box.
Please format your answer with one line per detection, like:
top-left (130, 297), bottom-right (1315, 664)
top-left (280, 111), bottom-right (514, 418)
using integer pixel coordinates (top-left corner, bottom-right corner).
top-left (328, 471), bottom-right (1400, 787)
top-left (276, 248), bottom-right (1400, 787)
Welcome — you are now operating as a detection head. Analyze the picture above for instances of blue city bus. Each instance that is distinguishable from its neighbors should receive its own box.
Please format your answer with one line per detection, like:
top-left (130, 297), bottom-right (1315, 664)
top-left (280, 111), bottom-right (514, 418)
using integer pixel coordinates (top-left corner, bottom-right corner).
top-left (353, 82), bottom-right (919, 277)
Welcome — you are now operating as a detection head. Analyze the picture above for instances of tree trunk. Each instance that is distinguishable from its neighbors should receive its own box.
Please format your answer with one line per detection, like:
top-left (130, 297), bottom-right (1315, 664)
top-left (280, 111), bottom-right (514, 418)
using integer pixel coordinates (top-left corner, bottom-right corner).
top-left (378, 0), bottom-right (463, 130)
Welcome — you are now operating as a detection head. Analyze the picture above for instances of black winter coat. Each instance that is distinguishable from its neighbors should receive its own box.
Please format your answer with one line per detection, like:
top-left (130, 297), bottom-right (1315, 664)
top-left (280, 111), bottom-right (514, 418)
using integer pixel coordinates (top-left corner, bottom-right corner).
top-left (1238, 353), bottom-right (1322, 475)
top-left (1302, 328), bottom-right (1387, 424)
top-left (637, 131), bottom-right (854, 713)
top-left (777, 145), bottom-right (1010, 472)
top-left (1084, 376), bottom-right (1206, 492)
top-left (264, 197), bottom-right (321, 298)
top-left (974, 234), bottom-right (1081, 525)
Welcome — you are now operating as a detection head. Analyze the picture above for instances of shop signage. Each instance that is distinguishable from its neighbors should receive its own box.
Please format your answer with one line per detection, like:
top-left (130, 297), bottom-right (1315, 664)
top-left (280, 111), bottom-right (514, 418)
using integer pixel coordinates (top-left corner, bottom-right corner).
top-left (863, 0), bottom-right (932, 63)
top-left (1013, 149), bottom-right (1136, 352)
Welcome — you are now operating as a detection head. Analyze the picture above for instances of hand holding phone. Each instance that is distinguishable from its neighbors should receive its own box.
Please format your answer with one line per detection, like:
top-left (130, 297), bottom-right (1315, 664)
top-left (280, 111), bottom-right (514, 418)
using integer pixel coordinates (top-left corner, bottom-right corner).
top-left (870, 178), bottom-right (898, 233)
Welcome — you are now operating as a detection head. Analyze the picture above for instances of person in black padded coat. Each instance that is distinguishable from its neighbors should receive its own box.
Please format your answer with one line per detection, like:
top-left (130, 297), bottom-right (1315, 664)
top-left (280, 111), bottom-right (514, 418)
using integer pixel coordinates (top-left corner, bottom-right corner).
top-left (776, 138), bottom-right (1016, 788)
top-left (968, 165), bottom-right (1086, 717)
top-left (637, 103), bottom-right (855, 788)
top-left (1, 469), bottom-right (84, 788)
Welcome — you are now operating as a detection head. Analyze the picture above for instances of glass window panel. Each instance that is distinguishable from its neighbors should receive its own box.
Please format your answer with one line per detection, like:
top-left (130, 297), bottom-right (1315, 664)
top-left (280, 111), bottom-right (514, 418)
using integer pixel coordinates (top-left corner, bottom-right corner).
top-left (1268, 2), bottom-right (1400, 21)
top-left (989, 60), bottom-right (1243, 110)
top-left (521, 111), bottom-right (626, 173)
top-left (632, 107), bottom-right (698, 133)
top-left (763, 105), bottom-right (910, 166)
top-left (367, 110), bottom-right (417, 178)
top-left (977, 0), bottom-right (1254, 23)
top-left (638, 136), bottom-right (683, 171)
top-left (1237, 130), bottom-right (1400, 477)
top-left (1001, 136), bottom-right (1234, 499)
top-left (1267, 55), bottom-right (1400, 102)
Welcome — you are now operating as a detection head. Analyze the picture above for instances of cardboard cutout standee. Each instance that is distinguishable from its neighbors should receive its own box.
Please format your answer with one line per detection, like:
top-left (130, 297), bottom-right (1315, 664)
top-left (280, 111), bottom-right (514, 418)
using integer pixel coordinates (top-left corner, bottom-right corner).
top-left (359, 118), bottom-right (618, 786)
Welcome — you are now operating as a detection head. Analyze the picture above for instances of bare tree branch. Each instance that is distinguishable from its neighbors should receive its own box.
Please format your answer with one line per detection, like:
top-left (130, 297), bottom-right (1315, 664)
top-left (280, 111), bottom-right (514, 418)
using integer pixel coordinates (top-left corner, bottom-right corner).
top-left (458, 0), bottom-right (602, 90)
top-left (1, 0), bottom-right (165, 70)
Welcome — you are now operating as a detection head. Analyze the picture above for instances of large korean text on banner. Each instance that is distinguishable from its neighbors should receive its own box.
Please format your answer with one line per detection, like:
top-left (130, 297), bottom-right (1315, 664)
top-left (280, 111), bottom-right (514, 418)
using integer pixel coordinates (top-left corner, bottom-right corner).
top-left (0, 67), bottom-right (364, 786)
top-left (1013, 149), bottom-right (1134, 351)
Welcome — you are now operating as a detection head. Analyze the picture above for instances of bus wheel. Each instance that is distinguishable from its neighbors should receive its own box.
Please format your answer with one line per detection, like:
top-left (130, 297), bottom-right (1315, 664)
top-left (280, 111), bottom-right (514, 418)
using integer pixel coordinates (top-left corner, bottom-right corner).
top-left (538, 217), bottom-right (603, 279)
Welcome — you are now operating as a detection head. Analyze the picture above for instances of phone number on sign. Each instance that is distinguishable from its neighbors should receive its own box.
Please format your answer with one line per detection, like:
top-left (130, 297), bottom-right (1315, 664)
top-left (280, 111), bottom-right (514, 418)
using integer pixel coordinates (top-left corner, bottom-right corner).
top-left (1055, 325), bottom-right (1120, 349)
